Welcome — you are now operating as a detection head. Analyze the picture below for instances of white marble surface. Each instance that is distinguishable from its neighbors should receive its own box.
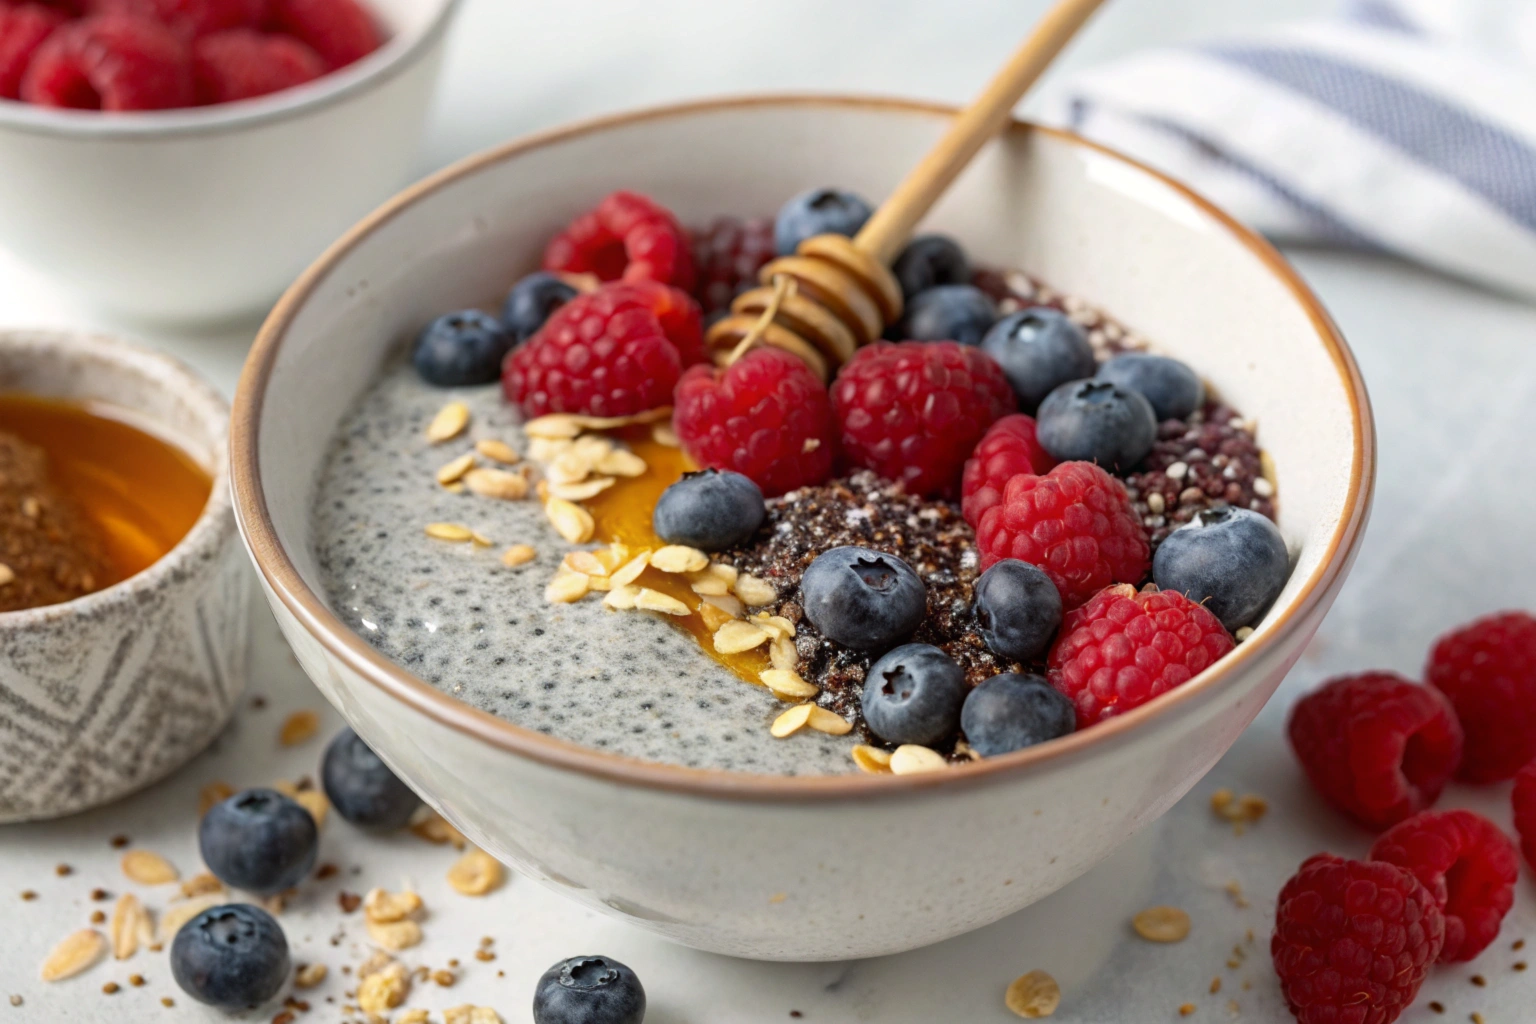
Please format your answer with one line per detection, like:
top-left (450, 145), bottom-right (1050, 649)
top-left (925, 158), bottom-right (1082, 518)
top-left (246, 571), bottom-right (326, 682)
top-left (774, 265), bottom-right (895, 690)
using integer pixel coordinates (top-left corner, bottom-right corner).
top-left (5, 1), bottom-right (1536, 1021)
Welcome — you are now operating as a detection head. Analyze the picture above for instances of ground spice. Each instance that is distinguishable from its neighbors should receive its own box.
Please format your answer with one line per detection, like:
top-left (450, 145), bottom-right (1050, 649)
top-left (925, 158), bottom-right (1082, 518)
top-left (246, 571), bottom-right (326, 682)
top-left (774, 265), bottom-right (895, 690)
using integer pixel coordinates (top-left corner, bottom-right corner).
top-left (0, 431), bottom-right (111, 612)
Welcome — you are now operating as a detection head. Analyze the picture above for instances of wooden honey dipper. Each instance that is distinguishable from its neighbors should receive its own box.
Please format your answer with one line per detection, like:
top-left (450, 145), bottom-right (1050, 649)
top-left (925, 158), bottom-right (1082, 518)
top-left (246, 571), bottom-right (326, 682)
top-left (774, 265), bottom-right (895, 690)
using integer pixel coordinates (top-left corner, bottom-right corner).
top-left (706, 0), bottom-right (1109, 381)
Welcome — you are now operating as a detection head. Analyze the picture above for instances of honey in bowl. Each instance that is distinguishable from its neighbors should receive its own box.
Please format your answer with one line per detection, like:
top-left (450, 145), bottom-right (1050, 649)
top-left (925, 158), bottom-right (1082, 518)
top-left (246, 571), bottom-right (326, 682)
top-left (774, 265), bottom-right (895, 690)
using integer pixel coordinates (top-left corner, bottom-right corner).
top-left (0, 393), bottom-right (211, 612)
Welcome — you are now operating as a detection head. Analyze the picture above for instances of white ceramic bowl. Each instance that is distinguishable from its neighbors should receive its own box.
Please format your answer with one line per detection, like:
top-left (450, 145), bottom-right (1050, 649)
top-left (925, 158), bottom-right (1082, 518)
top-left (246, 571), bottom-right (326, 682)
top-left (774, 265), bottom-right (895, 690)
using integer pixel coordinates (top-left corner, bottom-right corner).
top-left (0, 0), bottom-right (460, 324)
top-left (232, 96), bottom-right (1375, 961)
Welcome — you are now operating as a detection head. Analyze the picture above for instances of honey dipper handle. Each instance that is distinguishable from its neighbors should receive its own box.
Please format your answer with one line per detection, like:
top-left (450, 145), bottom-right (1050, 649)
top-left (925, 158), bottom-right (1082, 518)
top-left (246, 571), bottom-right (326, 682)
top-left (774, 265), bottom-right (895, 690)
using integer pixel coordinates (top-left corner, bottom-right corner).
top-left (853, 0), bottom-right (1109, 266)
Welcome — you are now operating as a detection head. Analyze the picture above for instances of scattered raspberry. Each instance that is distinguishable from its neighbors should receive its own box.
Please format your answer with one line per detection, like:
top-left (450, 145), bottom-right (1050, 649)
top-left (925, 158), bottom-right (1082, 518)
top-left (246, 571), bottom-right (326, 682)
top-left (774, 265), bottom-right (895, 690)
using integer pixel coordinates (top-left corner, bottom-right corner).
top-left (689, 216), bottom-right (775, 316)
top-left (1287, 672), bottom-right (1463, 830)
top-left (1513, 759), bottom-right (1536, 869)
top-left (975, 461), bottom-right (1149, 607)
top-left (960, 413), bottom-right (1057, 527)
top-left (613, 278), bottom-right (704, 367)
top-left (831, 341), bottom-right (1015, 499)
top-left (265, 0), bottom-right (378, 69)
top-left (86, 0), bottom-right (265, 37)
top-left (0, 4), bottom-right (66, 100)
top-left (1425, 610), bottom-right (1536, 783)
top-left (22, 14), bottom-right (193, 110)
top-left (673, 347), bottom-right (834, 498)
top-left (1047, 583), bottom-right (1233, 726)
top-left (192, 28), bottom-right (321, 103)
top-left (1369, 809), bottom-right (1517, 963)
top-left (543, 190), bottom-right (697, 293)
top-left (1271, 853), bottom-right (1444, 1024)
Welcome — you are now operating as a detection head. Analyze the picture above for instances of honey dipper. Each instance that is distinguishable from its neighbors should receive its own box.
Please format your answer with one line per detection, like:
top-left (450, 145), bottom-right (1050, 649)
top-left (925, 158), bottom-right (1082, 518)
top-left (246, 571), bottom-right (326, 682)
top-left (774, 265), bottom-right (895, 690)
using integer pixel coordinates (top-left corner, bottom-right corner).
top-left (706, 0), bottom-right (1109, 380)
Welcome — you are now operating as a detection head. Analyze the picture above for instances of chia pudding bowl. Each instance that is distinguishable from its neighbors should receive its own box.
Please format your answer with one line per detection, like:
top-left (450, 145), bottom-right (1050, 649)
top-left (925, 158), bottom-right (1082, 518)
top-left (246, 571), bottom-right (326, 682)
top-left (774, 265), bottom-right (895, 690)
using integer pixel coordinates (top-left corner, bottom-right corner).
top-left (232, 96), bottom-right (1374, 960)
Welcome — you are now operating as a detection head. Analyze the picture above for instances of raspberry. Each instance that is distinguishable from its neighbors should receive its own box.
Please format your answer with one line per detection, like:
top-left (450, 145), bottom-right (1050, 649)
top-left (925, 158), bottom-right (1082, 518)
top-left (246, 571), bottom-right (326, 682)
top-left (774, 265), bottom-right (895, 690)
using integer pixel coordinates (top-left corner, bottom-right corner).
top-left (501, 283), bottom-right (686, 419)
top-left (0, 4), bottom-right (65, 100)
top-left (615, 278), bottom-right (704, 367)
top-left (87, 0), bottom-right (266, 37)
top-left (673, 347), bottom-right (833, 498)
top-left (1369, 809), bottom-right (1517, 963)
top-left (689, 216), bottom-right (775, 316)
top-left (831, 341), bottom-right (1015, 499)
top-left (1513, 759), bottom-right (1536, 869)
top-left (543, 191), bottom-right (697, 293)
top-left (960, 413), bottom-right (1057, 527)
top-left (1425, 610), bottom-right (1536, 783)
top-left (1287, 672), bottom-right (1463, 830)
top-left (22, 14), bottom-right (194, 110)
top-left (975, 461), bottom-right (1149, 607)
top-left (265, 0), bottom-right (378, 69)
top-left (192, 28), bottom-right (322, 103)
top-left (1047, 583), bottom-right (1233, 726)
top-left (1271, 853), bottom-right (1444, 1024)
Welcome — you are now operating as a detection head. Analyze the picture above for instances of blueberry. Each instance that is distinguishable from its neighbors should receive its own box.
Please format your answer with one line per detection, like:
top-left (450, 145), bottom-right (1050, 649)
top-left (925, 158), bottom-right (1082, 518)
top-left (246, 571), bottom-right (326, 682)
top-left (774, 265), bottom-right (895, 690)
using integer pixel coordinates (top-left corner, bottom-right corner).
top-left (1096, 352), bottom-right (1204, 421)
top-left (980, 307), bottom-right (1097, 411)
top-left (321, 727), bottom-right (421, 831)
top-left (170, 904), bottom-right (289, 1009)
top-left (412, 309), bottom-right (513, 387)
top-left (503, 272), bottom-right (577, 343)
top-left (1152, 507), bottom-right (1290, 631)
top-left (892, 235), bottom-right (972, 301)
top-left (960, 673), bottom-right (1076, 757)
top-left (895, 284), bottom-right (997, 345)
top-left (199, 788), bottom-right (319, 895)
top-left (861, 643), bottom-right (966, 746)
top-left (652, 469), bottom-right (765, 551)
top-left (1036, 379), bottom-right (1157, 470)
top-left (774, 187), bottom-right (873, 256)
top-left (533, 955), bottom-right (646, 1024)
top-left (800, 546), bottom-right (926, 653)
top-left (973, 560), bottom-right (1062, 663)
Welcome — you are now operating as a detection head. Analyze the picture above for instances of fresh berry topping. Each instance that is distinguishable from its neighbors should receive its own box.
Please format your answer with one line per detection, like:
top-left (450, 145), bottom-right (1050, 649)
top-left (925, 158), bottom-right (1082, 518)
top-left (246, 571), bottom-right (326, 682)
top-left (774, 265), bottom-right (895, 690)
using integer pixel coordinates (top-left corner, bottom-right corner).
top-left (773, 187), bottom-right (873, 256)
top-left (1271, 853), bottom-right (1444, 1024)
top-left (413, 309), bottom-right (512, 388)
top-left (198, 787), bottom-right (319, 895)
top-left (979, 307), bottom-right (1096, 411)
top-left (170, 904), bottom-right (289, 1008)
top-left (533, 956), bottom-right (646, 1024)
top-left (895, 284), bottom-right (998, 346)
top-left (972, 559), bottom-right (1062, 663)
top-left (975, 462), bottom-right (1149, 608)
top-left (891, 234), bottom-right (971, 302)
top-left (502, 272), bottom-right (577, 344)
top-left (860, 642), bottom-right (966, 746)
top-left (543, 190), bottom-right (696, 292)
top-left (961, 672), bottom-right (1076, 757)
top-left (830, 340), bottom-right (1015, 499)
top-left (615, 277), bottom-right (705, 366)
top-left (22, 14), bottom-right (193, 110)
top-left (1286, 672), bottom-right (1463, 830)
top-left (1369, 809), bottom-right (1518, 963)
top-left (689, 216), bottom-right (775, 317)
top-left (799, 545), bottom-right (926, 653)
top-left (1096, 352), bottom-right (1204, 422)
top-left (651, 469), bottom-right (764, 552)
top-left (265, 0), bottom-right (379, 69)
top-left (1152, 506), bottom-right (1291, 631)
top-left (192, 28), bottom-right (322, 103)
top-left (672, 347), bottom-right (834, 498)
top-left (959, 413), bottom-right (1056, 527)
top-left (1426, 611), bottom-right (1536, 783)
top-left (321, 727), bottom-right (421, 831)
top-left (0, 4), bottom-right (66, 100)
top-left (1036, 379), bottom-right (1157, 471)
top-left (87, 0), bottom-right (266, 38)
top-left (1513, 759), bottom-right (1536, 869)
top-left (1048, 584), bottom-right (1232, 726)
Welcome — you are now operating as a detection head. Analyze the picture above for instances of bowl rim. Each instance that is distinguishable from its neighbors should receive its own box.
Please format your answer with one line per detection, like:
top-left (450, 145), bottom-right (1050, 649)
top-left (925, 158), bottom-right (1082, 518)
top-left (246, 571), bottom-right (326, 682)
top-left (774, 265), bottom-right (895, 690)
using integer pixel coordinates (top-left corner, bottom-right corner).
top-left (231, 93), bottom-right (1376, 801)
top-left (0, 0), bottom-right (462, 140)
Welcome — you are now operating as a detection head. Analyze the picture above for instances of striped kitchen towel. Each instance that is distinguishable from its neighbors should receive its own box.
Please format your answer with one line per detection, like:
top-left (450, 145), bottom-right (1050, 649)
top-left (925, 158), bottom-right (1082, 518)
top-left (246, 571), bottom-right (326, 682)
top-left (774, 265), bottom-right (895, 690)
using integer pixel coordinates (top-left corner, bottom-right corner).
top-left (1041, 0), bottom-right (1536, 299)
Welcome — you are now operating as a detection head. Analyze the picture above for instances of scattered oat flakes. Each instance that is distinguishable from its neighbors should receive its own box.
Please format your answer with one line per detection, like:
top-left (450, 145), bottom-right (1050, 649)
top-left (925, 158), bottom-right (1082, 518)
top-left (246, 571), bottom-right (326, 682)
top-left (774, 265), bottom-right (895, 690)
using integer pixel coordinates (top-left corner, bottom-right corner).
top-left (714, 619), bottom-right (770, 654)
top-left (733, 573), bottom-right (777, 607)
top-left (851, 745), bottom-right (893, 774)
top-left (563, 550), bottom-right (610, 577)
top-left (427, 402), bottom-right (470, 443)
top-left (687, 572), bottom-right (730, 596)
top-left (652, 421), bottom-right (679, 447)
top-left (294, 962), bottom-right (327, 989)
top-left (398, 1010), bottom-right (431, 1024)
top-left (1210, 789), bottom-right (1269, 831)
top-left (501, 544), bottom-right (537, 568)
top-left (157, 896), bottom-right (221, 945)
top-left (436, 452), bottom-right (476, 485)
top-left (761, 668), bottom-right (818, 701)
top-left (121, 850), bottom-right (178, 885)
top-left (366, 916), bottom-right (423, 952)
top-left (806, 706), bottom-right (852, 735)
top-left (364, 888), bottom-right (423, 924)
top-left (40, 929), bottom-right (105, 981)
top-left (179, 873), bottom-right (224, 899)
top-left (550, 476), bottom-right (617, 501)
top-left (596, 448), bottom-right (647, 477)
top-left (697, 601), bottom-right (736, 632)
top-left (701, 592), bottom-right (744, 618)
top-left (524, 414), bottom-right (583, 440)
top-left (635, 588), bottom-right (689, 615)
top-left (545, 570), bottom-right (591, 604)
top-left (1234, 626), bottom-right (1254, 642)
top-left (1179, 1004), bottom-right (1196, 1017)
top-left (603, 585), bottom-right (640, 610)
top-left (357, 961), bottom-right (410, 1013)
top-left (770, 704), bottom-right (814, 738)
top-left (425, 522), bottom-right (476, 542)
top-left (769, 635), bottom-right (799, 672)
top-left (198, 781), bottom-right (234, 815)
top-left (444, 1006), bottom-right (502, 1024)
top-left (475, 438), bottom-right (519, 464)
top-left (410, 811), bottom-right (467, 849)
top-left (1005, 970), bottom-right (1061, 1019)
top-left (280, 709), bottom-right (320, 747)
top-left (1132, 906), bottom-right (1191, 943)
top-left (295, 789), bottom-right (330, 827)
top-left (890, 745), bottom-right (947, 774)
top-left (447, 849), bottom-right (504, 897)
top-left (110, 894), bottom-right (152, 960)
top-left (466, 467), bottom-right (530, 501)
top-left (545, 498), bottom-right (595, 544)
top-left (607, 550), bottom-right (650, 588)
top-left (651, 545), bottom-right (709, 574)
top-left (433, 968), bottom-right (457, 986)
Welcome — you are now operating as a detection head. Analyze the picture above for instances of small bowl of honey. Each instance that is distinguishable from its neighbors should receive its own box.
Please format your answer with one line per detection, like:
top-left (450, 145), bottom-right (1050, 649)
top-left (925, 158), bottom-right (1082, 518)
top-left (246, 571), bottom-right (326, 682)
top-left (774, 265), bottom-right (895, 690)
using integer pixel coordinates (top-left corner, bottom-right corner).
top-left (0, 329), bottom-right (249, 822)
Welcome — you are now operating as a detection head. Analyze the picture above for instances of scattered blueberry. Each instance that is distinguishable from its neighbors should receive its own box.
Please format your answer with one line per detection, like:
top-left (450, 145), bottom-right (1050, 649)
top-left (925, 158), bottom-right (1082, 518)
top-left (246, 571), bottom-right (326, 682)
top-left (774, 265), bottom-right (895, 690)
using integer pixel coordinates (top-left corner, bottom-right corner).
top-left (1036, 379), bottom-right (1157, 470)
top-left (1096, 352), bottom-right (1204, 421)
top-left (861, 643), bottom-right (967, 746)
top-left (199, 788), bottom-right (319, 896)
top-left (892, 235), bottom-right (972, 301)
top-left (503, 272), bottom-right (577, 343)
top-left (1152, 506), bottom-right (1290, 631)
top-left (774, 187), bottom-right (873, 256)
top-left (170, 903), bottom-right (289, 1009)
top-left (960, 673), bottom-right (1076, 757)
top-left (896, 284), bottom-right (997, 346)
top-left (412, 309), bottom-right (514, 387)
top-left (321, 727), bottom-right (422, 831)
top-left (980, 307), bottom-right (1097, 410)
top-left (652, 469), bottom-right (765, 551)
top-left (533, 955), bottom-right (646, 1024)
top-left (973, 560), bottom-right (1062, 663)
top-left (800, 546), bottom-right (926, 653)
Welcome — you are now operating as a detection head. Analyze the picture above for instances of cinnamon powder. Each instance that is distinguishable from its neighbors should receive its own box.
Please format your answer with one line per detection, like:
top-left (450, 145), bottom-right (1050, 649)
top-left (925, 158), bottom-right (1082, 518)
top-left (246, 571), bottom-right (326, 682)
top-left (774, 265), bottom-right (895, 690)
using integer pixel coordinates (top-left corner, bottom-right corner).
top-left (0, 430), bottom-right (112, 612)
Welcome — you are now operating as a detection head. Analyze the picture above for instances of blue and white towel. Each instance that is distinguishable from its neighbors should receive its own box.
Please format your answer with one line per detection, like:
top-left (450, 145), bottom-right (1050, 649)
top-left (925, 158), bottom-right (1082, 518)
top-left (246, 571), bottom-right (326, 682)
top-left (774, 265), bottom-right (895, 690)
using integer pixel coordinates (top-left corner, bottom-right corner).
top-left (1043, 0), bottom-right (1536, 298)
